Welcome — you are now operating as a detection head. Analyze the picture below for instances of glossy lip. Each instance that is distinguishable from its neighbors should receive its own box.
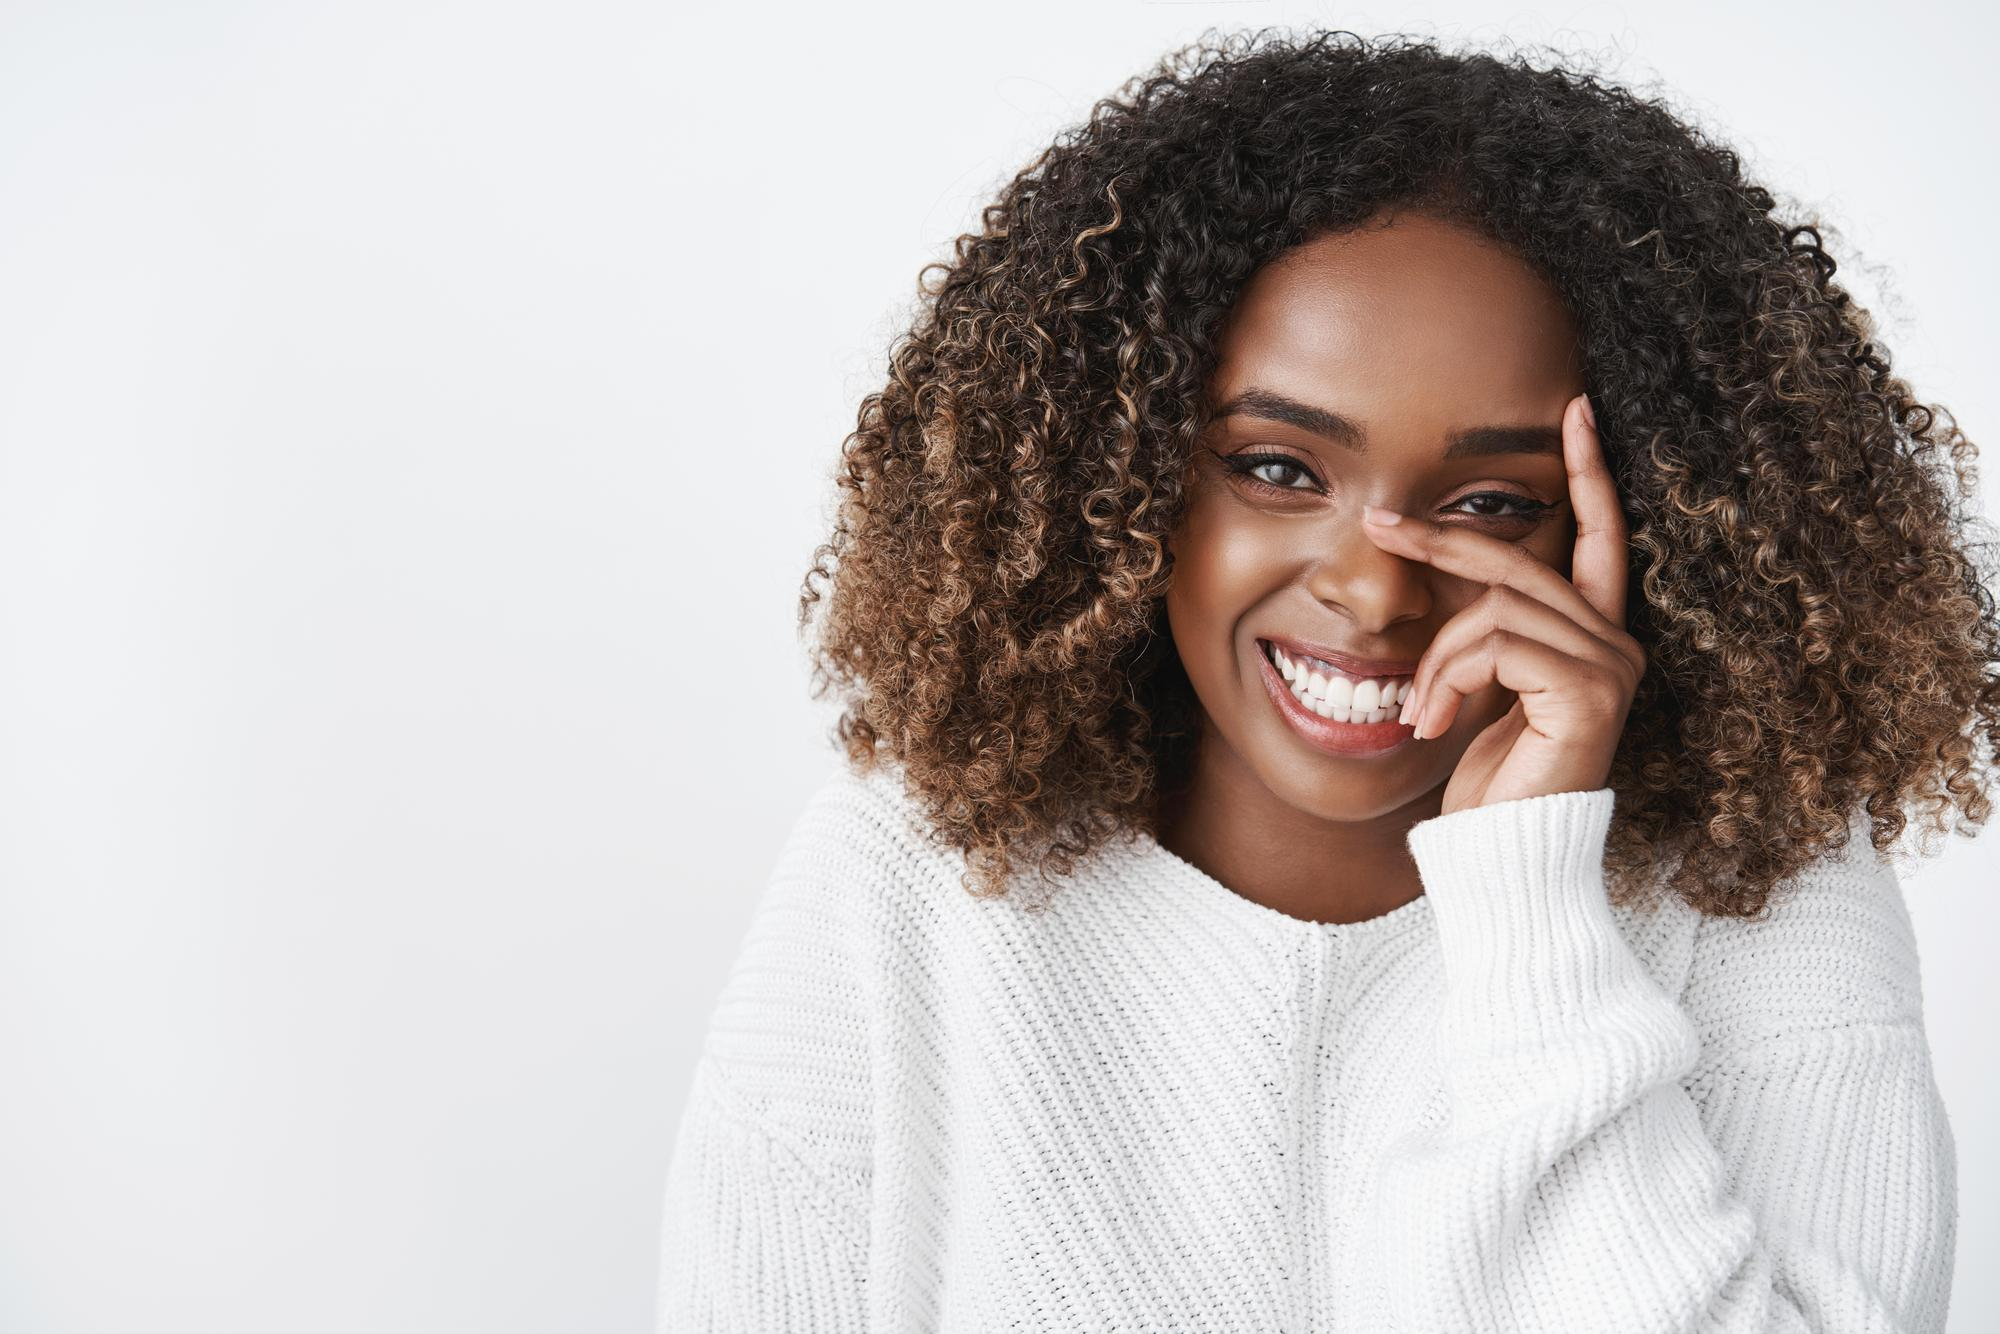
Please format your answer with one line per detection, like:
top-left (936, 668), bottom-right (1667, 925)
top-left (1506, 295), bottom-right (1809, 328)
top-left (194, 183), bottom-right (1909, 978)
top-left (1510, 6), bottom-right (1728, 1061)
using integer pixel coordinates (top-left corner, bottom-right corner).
top-left (1260, 635), bottom-right (1419, 679)
top-left (1254, 638), bottom-right (1418, 757)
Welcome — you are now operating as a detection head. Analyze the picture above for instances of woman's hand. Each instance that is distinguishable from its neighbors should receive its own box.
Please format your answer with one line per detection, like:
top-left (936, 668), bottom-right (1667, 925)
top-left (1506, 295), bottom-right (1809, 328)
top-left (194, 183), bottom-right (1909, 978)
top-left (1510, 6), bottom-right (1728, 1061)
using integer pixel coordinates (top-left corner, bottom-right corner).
top-left (1360, 393), bottom-right (1644, 815)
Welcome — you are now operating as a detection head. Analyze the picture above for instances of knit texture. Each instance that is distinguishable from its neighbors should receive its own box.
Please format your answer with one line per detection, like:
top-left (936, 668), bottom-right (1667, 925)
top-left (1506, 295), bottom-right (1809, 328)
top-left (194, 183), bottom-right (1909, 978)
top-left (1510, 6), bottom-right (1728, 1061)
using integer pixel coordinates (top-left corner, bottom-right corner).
top-left (657, 760), bottom-right (1958, 1332)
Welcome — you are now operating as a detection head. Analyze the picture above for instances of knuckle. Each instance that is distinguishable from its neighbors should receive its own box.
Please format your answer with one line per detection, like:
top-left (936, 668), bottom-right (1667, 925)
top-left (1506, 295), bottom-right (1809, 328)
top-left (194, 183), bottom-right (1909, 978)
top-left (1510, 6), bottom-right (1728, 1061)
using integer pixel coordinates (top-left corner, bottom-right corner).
top-left (1617, 634), bottom-right (1647, 681)
top-left (1587, 672), bottom-right (1628, 713)
top-left (1474, 583), bottom-right (1523, 629)
top-left (1504, 542), bottom-right (1542, 577)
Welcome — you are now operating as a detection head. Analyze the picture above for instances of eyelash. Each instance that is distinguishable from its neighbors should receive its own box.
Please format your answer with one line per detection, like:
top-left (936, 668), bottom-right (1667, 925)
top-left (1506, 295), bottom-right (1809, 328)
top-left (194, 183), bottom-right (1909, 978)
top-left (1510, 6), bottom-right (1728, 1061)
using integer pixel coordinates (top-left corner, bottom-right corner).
top-left (1219, 451), bottom-right (1556, 523)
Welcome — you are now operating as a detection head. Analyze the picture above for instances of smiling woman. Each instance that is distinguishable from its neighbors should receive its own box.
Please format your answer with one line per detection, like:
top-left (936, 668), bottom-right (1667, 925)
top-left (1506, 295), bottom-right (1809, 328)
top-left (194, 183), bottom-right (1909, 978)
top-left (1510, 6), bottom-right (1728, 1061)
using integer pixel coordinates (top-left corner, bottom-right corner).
top-left (659, 25), bottom-right (1985, 1334)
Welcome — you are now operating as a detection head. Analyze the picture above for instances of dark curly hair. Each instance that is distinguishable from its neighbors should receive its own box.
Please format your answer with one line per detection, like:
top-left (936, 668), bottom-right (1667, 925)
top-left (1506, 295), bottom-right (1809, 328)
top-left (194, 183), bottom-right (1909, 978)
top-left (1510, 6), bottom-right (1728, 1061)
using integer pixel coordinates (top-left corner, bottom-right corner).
top-left (795, 27), bottom-right (2000, 919)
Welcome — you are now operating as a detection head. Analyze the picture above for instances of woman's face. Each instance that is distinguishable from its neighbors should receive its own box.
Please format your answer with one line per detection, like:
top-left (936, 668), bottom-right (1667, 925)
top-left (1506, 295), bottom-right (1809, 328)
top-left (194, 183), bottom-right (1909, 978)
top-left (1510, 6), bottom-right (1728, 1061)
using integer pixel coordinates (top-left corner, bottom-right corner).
top-left (1165, 208), bottom-right (1585, 824)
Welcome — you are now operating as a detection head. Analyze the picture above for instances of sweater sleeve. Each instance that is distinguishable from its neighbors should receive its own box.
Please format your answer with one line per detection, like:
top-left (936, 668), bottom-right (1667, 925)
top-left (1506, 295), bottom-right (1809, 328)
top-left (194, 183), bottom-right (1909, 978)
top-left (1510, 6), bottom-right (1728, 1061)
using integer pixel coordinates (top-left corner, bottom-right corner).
top-left (1369, 787), bottom-right (1958, 1334)
top-left (654, 768), bottom-right (884, 1334)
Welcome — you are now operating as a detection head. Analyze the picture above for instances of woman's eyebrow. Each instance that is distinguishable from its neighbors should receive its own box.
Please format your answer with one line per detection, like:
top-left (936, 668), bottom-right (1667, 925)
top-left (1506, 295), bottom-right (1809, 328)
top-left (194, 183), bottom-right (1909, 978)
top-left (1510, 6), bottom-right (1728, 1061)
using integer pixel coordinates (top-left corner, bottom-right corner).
top-left (1213, 387), bottom-right (1564, 459)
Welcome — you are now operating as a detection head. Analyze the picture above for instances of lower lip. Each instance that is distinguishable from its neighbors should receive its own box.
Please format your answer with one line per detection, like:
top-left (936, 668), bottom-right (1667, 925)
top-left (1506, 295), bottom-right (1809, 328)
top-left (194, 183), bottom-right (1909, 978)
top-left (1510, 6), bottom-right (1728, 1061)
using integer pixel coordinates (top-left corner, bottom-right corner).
top-left (1256, 641), bottom-right (1419, 757)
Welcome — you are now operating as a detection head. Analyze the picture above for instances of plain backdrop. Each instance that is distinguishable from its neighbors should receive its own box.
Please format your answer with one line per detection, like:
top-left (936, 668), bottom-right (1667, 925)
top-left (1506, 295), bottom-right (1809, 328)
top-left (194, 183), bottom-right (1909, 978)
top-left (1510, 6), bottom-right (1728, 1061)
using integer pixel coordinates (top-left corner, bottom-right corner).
top-left (0, 1), bottom-right (1993, 1331)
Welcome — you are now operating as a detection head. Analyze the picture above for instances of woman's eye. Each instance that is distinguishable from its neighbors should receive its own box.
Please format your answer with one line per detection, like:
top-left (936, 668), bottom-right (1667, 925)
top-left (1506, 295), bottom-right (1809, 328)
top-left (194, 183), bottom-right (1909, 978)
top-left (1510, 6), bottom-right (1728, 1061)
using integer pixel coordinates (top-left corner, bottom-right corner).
top-left (1222, 452), bottom-right (1322, 493)
top-left (1448, 491), bottom-right (1556, 522)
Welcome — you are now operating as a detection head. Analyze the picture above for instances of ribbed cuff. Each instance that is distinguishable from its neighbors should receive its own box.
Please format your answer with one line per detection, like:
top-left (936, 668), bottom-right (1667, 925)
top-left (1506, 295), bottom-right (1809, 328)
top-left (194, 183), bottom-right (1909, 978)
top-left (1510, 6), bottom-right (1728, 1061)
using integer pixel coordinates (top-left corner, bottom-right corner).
top-left (1405, 788), bottom-right (1650, 1053)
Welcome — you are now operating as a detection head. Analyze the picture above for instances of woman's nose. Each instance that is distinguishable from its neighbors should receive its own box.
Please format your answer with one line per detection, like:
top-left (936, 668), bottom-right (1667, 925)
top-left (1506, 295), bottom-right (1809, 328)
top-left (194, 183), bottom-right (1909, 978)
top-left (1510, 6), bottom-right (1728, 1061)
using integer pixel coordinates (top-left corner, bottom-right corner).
top-left (1303, 510), bottom-right (1432, 627)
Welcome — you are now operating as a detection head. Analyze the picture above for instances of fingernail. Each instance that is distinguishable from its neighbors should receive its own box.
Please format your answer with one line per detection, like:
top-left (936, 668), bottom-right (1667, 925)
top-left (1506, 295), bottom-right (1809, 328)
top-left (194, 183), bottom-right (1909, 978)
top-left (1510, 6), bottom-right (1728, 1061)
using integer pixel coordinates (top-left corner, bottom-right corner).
top-left (1580, 395), bottom-right (1597, 430)
top-left (1363, 505), bottom-right (1402, 525)
top-left (1399, 690), bottom-right (1417, 725)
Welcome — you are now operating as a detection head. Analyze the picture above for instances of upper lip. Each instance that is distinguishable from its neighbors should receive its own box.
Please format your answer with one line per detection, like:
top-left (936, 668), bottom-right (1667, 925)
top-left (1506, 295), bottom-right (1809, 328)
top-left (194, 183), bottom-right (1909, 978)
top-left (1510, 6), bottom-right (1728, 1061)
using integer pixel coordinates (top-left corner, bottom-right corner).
top-left (1258, 635), bottom-right (1419, 678)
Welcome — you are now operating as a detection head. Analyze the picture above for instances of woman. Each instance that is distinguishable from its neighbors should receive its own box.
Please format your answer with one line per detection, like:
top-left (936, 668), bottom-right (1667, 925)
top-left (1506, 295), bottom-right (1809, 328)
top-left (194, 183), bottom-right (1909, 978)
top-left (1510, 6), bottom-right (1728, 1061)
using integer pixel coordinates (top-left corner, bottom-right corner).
top-left (659, 29), bottom-right (1985, 1332)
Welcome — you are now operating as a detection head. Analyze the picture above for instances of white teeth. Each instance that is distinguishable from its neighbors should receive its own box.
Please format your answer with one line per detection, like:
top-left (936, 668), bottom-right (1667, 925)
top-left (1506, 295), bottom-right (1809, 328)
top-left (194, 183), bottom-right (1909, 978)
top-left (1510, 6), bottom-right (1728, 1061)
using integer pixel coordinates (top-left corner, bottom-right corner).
top-left (1266, 641), bottom-right (1411, 724)
top-left (1325, 674), bottom-right (1354, 710)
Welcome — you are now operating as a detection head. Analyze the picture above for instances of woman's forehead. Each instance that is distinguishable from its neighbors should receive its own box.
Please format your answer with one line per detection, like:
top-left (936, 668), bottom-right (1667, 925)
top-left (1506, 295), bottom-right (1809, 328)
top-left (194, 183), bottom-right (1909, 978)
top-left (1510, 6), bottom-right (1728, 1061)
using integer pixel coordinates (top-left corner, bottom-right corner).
top-left (1221, 219), bottom-right (1578, 378)
top-left (1209, 217), bottom-right (1582, 426)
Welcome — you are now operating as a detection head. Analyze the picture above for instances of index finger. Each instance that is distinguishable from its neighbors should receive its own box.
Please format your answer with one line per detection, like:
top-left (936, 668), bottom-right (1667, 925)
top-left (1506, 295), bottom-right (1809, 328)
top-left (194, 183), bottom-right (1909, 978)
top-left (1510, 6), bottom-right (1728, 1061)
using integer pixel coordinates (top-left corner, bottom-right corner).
top-left (1565, 393), bottom-right (1629, 629)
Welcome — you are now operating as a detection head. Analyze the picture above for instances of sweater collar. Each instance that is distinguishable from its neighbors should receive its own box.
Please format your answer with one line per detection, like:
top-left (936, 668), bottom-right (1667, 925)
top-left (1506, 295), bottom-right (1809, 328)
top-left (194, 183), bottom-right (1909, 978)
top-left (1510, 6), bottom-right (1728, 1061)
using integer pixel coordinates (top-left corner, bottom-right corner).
top-left (1122, 824), bottom-right (1434, 942)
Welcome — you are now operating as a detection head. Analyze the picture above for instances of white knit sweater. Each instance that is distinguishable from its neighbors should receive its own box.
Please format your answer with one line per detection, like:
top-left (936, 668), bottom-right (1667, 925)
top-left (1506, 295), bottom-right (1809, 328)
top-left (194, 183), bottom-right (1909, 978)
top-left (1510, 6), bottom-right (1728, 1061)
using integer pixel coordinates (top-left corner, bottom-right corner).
top-left (656, 759), bottom-right (1958, 1332)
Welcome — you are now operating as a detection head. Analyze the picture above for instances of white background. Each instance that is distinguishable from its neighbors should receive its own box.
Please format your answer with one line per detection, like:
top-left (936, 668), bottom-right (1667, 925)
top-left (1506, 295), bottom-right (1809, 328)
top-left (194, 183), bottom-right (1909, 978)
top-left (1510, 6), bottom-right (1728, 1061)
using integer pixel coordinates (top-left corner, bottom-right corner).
top-left (1, 2), bottom-right (1993, 1330)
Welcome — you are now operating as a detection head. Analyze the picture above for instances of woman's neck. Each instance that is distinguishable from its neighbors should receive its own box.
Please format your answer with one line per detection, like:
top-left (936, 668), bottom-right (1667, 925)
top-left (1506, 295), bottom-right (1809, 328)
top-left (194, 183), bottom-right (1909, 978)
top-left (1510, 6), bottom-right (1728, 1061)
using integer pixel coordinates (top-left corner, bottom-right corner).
top-left (1155, 739), bottom-right (1441, 926)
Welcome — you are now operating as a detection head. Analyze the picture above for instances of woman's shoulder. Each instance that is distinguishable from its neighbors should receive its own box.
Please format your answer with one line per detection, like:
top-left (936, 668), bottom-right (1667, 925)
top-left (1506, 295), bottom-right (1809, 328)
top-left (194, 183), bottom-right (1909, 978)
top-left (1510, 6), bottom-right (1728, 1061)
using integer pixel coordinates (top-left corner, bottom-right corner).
top-left (1678, 807), bottom-right (1928, 1065)
top-left (721, 756), bottom-right (967, 995)
top-left (688, 759), bottom-right (945, 1178)
top-left (772, 756), bottom-right (959, 909)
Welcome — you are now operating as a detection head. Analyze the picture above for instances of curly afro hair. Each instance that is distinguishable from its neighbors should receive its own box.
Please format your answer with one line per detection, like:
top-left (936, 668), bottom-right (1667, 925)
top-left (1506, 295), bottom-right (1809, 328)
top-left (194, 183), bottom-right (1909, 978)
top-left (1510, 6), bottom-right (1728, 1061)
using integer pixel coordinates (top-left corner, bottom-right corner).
top-left (796, 27), bottom-right (2000, 919)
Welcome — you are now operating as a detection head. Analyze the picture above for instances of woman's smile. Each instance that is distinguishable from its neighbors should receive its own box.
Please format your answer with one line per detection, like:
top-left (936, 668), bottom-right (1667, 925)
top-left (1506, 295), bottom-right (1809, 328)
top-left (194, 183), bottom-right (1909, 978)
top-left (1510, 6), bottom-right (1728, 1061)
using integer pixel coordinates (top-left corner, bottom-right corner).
top-left (1252, 636), bottom-right (1420, 757)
